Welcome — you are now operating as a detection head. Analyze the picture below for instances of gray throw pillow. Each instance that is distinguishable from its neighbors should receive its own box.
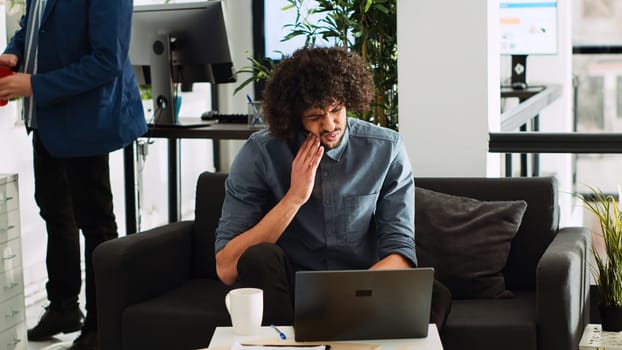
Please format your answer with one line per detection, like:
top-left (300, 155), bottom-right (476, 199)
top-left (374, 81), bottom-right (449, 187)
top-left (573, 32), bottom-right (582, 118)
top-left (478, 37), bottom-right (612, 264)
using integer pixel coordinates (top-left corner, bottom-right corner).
top-left (415, 187), bottom-right (527, 299)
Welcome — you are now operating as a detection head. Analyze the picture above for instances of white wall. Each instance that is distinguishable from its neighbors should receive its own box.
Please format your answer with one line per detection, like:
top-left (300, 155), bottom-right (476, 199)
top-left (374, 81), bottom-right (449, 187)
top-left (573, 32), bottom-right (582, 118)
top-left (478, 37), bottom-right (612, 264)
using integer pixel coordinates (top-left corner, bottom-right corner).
top-left (397, 0), bottom-right (501, 177)
top-left (218, 0), bottom-right (253, 172)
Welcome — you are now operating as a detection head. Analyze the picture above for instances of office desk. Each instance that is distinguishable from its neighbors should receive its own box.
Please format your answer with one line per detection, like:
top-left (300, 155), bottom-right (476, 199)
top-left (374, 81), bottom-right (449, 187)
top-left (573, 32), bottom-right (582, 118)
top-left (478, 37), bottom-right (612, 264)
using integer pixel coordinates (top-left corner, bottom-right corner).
top-left (124, 121), bottom-right (260, 234)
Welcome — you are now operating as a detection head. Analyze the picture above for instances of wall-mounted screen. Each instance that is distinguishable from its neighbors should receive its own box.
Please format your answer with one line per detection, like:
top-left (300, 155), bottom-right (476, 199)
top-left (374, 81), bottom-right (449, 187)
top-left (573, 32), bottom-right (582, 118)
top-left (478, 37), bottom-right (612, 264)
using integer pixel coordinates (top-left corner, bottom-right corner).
top-left (500, 0), bottom-right (558, 56)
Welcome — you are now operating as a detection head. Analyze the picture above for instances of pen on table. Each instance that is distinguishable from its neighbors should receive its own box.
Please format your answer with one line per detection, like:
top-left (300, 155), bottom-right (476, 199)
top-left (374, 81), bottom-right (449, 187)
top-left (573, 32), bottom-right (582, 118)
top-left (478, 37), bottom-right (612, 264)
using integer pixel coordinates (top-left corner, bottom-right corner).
top-left (270, 324), bottom-right (287, 340)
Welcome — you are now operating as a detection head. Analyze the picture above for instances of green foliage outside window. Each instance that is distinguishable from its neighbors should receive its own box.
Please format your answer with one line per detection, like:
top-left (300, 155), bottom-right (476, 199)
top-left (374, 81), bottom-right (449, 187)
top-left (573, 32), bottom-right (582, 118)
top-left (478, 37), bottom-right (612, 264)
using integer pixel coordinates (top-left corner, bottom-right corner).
top-left (236, 0), bottom-right (399, 130)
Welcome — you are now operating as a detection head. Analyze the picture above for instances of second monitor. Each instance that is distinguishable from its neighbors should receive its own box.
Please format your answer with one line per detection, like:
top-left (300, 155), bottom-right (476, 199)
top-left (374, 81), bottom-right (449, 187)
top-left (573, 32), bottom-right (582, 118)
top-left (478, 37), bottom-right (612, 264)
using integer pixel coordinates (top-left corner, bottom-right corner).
top-left (500, 0), bottom-right (558, 89)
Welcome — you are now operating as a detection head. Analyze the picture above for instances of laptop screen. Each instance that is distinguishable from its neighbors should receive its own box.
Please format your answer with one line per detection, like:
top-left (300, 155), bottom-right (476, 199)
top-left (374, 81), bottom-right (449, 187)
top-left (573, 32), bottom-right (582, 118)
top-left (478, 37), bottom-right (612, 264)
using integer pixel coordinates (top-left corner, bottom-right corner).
top-left (294, 268), bottom-right (434, 341)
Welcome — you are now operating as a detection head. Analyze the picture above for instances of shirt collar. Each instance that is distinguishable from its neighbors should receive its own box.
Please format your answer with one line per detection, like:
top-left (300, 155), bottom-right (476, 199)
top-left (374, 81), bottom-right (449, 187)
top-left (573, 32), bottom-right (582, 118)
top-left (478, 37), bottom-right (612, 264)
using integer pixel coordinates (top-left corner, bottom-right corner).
top-left (324, 120), bottom-right (349, 161)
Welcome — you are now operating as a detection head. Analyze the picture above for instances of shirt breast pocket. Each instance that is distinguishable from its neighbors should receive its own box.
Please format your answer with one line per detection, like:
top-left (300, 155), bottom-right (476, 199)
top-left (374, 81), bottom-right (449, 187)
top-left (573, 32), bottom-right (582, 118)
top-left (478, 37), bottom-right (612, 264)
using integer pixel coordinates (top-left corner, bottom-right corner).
top-left (344, 193), bottom-right (377, 242)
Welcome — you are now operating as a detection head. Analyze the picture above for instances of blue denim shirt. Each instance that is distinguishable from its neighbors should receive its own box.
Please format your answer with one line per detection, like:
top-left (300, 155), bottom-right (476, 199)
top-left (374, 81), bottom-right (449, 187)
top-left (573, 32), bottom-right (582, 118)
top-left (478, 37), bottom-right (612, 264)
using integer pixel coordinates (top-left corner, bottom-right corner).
top-left (215, 118), bottom-right (416, 270)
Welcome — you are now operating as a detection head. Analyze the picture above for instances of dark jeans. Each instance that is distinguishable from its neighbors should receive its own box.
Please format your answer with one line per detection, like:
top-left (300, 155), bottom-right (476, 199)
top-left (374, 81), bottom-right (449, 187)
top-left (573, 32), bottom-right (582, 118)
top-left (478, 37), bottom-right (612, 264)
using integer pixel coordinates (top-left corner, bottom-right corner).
top-left (33, 131), bottom-right (118, 330)
top-left (236, 243), bottom-right (452, 331)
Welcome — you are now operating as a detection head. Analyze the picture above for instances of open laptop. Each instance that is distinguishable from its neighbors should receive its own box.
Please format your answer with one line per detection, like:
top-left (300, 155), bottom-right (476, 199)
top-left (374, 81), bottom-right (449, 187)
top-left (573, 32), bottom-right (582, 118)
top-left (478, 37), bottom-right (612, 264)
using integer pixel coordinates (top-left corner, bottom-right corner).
top-left (294, 268), bottom-right (434, 341)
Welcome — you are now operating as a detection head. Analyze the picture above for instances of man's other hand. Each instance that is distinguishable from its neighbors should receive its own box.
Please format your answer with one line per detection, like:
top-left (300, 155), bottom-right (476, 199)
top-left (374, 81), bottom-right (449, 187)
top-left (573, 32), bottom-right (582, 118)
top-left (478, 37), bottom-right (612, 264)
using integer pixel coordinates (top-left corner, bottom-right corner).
top-left (0, 54), bottom-right (18, 68)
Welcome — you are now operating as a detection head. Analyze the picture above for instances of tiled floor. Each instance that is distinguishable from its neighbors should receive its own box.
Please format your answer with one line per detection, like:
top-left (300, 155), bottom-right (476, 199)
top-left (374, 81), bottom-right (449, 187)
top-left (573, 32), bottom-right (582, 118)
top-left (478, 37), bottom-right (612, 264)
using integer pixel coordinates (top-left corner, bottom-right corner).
top-left (25, 299), bottom-right (82, 350)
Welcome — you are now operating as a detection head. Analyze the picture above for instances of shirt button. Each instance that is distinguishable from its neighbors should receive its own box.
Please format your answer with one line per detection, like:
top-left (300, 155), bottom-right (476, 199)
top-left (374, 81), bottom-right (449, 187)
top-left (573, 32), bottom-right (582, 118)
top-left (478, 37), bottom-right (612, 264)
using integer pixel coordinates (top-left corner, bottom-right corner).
top-left (323, 171), bottom-right (328, 177)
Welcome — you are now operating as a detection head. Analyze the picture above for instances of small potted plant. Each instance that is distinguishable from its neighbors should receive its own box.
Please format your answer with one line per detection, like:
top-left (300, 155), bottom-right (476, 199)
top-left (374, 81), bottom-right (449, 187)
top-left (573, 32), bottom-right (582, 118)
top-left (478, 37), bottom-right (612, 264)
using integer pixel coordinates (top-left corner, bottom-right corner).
top-left (577, 186), bottom-right (622, 331)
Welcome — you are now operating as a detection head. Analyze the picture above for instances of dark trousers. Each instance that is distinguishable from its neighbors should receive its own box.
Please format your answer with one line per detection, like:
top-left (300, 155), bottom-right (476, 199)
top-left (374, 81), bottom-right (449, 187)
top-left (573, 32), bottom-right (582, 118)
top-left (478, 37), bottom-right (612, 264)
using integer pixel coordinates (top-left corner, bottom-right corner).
top-left (33, 131), bottom-right (118, 330)
top-left (236, 243), bottom-right (452, 331)
top-left (237, 243), bottom-right (296, 325)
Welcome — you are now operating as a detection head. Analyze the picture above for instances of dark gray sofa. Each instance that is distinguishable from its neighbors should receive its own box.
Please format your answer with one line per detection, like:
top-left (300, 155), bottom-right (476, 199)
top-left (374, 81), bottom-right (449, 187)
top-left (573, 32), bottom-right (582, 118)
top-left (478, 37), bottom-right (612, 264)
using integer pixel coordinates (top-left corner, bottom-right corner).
top-left (415, 177), bottom-right (590, 350)
top-left (93, 173), bottom-right (590, 350)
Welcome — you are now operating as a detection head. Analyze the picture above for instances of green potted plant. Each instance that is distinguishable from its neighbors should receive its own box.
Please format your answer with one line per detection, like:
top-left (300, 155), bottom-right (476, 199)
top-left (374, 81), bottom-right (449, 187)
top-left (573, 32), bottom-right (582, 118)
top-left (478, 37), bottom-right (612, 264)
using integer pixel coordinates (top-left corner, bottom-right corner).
top-left (577, 186), bottom-right (622, 331)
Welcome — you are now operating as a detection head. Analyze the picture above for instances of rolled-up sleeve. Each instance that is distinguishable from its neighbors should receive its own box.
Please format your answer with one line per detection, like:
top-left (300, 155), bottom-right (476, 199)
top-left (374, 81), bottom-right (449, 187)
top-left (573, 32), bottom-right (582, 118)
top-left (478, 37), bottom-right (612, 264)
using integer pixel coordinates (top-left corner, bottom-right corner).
top-left (214, 137), bottom-right (276, 253)
top-left (374, 137), bottom-right (417, 266)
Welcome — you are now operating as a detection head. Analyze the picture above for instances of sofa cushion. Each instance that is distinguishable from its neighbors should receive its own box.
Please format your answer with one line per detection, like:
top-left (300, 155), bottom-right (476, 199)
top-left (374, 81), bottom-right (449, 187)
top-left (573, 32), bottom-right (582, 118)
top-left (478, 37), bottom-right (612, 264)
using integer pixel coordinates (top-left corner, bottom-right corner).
top-left (415, 187), bottom-right (527, 299)
top-left (414, 177), bottom-right (559, 291)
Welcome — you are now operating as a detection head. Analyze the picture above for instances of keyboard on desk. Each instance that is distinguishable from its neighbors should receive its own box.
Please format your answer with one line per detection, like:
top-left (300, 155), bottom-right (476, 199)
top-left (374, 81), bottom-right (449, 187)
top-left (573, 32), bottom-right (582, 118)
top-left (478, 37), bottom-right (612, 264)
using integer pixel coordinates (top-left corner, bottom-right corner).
top-left (201, 112), bottom-right (248, 124)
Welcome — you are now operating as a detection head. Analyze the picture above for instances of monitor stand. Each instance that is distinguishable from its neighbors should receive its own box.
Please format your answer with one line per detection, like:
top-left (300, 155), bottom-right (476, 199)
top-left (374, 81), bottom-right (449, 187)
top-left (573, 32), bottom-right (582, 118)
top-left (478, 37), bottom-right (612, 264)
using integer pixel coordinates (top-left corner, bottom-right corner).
top-left (510, 55), bottom-right (528, 90)
top-left (148, 34), bottom-right (177, 125)
top-left (147, 34), bottom-right (215, 128)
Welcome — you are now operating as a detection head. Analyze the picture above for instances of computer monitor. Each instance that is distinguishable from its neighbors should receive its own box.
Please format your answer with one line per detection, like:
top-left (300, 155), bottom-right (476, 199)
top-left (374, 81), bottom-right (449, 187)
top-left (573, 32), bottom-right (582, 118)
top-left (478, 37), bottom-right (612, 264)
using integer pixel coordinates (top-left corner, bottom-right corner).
top-left (499, 0), bottom-right (558, 89)
top-left (130, 1), bottom-right (235, 125)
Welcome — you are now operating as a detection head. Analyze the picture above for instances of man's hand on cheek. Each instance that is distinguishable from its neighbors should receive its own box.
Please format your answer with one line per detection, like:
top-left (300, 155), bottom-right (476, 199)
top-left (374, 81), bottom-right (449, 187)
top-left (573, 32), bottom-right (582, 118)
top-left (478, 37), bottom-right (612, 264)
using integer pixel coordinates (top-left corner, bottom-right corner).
top-left (288, 134), bottom-right (324, 206)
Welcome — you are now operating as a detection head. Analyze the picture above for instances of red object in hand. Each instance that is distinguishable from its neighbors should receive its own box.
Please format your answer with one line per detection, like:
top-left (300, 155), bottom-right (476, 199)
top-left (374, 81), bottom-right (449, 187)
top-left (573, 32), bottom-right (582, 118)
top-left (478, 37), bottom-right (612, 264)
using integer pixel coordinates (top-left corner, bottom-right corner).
top-left (0, 66), bottom-right (14, 106)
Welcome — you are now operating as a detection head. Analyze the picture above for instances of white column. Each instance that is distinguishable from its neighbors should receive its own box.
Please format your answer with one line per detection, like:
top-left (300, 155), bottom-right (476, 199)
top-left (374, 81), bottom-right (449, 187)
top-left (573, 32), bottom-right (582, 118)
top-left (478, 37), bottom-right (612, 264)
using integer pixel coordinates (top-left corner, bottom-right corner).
top-left (397, 0), bottom-right (501, 177)
top-left (218, 0), bottom-right (253, 172)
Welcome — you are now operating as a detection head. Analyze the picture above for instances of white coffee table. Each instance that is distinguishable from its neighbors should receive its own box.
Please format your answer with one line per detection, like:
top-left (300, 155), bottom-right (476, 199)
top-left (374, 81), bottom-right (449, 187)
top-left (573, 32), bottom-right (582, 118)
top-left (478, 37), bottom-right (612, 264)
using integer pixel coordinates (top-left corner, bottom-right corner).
top-left (204, 325), bottom-right (444, 350)
top-left (580, 323), bottom-right (622, 349)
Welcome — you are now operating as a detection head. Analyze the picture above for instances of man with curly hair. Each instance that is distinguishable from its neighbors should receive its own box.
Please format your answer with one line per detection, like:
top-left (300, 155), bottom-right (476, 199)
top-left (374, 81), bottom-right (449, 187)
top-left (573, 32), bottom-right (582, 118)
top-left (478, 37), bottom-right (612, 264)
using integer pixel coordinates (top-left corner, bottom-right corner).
top-left (215, 47), bottom-right (451, 329)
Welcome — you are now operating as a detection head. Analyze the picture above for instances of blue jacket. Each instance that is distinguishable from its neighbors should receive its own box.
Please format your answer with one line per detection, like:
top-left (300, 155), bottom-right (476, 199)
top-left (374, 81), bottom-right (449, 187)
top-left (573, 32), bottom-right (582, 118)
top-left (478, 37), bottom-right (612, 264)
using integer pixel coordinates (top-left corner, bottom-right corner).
top-left (4, 0), bottom-right (147, 157)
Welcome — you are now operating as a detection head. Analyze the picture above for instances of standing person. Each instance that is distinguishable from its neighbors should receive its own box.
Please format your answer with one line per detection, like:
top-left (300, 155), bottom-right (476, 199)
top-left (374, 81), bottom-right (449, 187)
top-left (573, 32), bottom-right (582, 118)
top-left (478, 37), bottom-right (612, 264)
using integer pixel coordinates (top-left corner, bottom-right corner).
top-left (215, 47), bottom-right (451, 329)
top-left (0, 0), bottom-right (147, 348)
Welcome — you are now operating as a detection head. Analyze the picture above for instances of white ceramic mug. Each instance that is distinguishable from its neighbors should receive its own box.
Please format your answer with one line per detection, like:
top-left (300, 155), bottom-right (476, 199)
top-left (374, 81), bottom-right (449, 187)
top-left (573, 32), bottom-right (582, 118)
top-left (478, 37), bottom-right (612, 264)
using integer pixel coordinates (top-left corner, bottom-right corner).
top-left (225, 288), bottom-right (263, 335)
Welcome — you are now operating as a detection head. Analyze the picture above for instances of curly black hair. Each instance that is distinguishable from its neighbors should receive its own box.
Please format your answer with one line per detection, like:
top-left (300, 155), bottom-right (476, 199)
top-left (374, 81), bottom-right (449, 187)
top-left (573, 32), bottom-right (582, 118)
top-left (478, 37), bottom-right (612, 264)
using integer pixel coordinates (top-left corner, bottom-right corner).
top-left (262, 46), bottom-right (373, 140)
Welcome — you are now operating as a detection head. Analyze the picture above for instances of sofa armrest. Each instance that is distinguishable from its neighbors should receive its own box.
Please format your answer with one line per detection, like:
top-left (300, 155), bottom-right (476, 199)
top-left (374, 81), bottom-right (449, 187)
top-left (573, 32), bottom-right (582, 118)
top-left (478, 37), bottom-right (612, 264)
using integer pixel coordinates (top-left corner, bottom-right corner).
top-left (93, 221), bottom-right (195, 350)
top-left (536, 226), bottom-right (590, 350)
